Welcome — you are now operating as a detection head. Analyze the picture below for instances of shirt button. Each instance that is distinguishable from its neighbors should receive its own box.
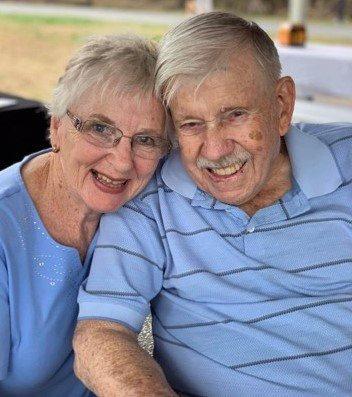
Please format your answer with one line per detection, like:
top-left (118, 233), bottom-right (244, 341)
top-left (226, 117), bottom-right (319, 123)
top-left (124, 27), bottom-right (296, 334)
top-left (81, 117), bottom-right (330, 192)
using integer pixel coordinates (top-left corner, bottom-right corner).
top-left (246, 226), bottom-right (255, 233)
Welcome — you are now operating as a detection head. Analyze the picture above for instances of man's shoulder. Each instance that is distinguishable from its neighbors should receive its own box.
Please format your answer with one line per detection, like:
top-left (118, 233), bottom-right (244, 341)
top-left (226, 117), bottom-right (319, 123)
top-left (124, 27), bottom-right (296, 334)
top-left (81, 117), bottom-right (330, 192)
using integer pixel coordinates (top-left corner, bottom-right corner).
top-left (134, 170), bottom-right (170, 202)
top-left (130, 156), bottom-right (189, 206)
top-left (293, 122), bottom-right (352, 187)
top-left (294, 122), bottom-right (352, 147)
top-left (102, 170), bottom-right (169, 225)
top-left (102, 158), bottom-right (194, 229)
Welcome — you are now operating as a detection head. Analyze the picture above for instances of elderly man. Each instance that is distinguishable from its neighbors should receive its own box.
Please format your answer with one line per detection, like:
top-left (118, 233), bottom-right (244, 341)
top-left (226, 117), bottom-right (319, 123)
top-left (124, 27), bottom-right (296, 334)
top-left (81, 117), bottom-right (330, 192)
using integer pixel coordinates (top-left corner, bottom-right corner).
top-left (74, 12), bottom-right (352, 397)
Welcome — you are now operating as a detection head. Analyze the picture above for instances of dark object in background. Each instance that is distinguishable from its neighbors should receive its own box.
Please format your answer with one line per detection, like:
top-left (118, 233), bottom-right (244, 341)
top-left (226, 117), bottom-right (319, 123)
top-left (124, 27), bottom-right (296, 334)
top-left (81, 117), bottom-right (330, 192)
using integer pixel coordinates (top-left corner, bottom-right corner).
top-left (336, 0), bottom-right (346, 20)
top-left (0, 93), bottom-right (50, 171)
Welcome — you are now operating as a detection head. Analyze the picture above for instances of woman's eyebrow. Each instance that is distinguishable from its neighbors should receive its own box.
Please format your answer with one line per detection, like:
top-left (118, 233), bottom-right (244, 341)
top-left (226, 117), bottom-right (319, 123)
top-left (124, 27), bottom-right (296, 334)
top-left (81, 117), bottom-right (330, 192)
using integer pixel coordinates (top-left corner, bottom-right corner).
top-left (137, 128), bottom-right (160, 135)
top-left (89, 113), bottom-right (115, 124)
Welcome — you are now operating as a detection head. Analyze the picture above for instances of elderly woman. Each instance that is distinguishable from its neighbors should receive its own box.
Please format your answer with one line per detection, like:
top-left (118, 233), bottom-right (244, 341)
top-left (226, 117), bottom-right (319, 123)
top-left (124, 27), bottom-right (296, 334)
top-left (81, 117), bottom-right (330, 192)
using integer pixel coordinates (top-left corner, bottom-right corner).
top-left (0, 34), bottom-right (168, 396)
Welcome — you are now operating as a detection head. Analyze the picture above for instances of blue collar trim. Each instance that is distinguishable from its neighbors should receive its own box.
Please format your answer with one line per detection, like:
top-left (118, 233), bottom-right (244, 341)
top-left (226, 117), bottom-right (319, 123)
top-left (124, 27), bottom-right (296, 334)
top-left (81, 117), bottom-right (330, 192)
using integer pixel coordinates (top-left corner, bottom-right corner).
top-left (161, 150), bottom-right (197, 199)
top-left (285, 125), bottom-right (342, 198)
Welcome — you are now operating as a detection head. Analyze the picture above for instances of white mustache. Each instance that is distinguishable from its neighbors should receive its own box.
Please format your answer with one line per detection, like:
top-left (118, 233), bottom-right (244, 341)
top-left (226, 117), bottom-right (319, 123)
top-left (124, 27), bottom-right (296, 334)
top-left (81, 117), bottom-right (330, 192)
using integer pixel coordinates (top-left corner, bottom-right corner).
top-left (196, 150), bottom-right (251, 169)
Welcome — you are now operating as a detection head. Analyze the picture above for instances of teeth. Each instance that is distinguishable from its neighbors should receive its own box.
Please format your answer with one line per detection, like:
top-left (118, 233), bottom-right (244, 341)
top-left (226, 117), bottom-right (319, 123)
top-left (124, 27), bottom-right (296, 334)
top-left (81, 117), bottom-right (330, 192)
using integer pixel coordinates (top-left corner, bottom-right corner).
top-left (93, 171), bottom-right (126, 187)
top-left (211, 163), bottom-right (243, 176)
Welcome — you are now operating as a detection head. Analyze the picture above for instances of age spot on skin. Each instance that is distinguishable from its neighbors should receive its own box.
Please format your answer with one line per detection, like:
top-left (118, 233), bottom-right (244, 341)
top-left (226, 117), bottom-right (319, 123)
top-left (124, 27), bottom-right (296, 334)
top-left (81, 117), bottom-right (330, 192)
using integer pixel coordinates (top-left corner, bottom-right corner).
top-left (249, 131), bottom-right (263, 140)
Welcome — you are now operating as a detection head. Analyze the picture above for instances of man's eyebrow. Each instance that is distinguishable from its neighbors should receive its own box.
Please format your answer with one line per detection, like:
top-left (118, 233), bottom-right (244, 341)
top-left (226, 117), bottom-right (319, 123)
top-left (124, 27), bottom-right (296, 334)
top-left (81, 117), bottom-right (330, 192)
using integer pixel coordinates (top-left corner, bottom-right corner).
top-left (175, 115), bottom-right (202, 121)
top-left (173, 106), bottom-right (247, 122)
top-left (220, 106), bottom-right (243, 113)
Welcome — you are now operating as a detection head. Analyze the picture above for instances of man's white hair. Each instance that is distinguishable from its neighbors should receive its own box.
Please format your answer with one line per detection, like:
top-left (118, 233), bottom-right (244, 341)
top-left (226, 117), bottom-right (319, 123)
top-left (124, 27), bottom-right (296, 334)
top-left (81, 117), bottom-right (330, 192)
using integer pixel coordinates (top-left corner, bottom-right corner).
top-left (155, 12), bottom-right (282, 105)
top-left (48, 34), bottom-right (159, 118)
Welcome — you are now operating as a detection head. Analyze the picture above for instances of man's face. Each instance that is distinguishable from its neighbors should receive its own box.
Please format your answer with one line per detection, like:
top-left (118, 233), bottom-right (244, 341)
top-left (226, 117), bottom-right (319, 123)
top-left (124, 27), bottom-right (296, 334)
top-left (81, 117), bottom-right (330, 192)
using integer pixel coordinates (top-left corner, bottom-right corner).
top-left (170, 54), bottom-right (293, 207)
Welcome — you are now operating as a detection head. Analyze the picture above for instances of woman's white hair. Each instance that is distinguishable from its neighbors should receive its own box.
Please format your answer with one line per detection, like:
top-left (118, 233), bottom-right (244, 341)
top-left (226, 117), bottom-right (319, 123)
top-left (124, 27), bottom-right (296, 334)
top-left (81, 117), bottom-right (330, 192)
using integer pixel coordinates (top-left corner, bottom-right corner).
top-left (48, 34), bottom-right (158, 118)
top-left (155, 12), bottom-right (282, 105)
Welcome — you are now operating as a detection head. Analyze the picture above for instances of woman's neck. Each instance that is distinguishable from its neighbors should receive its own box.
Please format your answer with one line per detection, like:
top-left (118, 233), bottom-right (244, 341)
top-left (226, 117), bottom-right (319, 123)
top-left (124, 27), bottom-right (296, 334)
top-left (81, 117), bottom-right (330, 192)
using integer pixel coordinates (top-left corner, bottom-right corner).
top-left (22, 152), bottom-right (100, 261)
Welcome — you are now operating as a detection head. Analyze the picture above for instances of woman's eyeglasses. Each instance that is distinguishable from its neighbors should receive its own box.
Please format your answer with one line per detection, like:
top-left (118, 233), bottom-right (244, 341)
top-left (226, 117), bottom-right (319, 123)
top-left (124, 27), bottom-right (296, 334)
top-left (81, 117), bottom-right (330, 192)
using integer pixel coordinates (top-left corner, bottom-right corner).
top-left (66, 110), bottom-right (170, 160)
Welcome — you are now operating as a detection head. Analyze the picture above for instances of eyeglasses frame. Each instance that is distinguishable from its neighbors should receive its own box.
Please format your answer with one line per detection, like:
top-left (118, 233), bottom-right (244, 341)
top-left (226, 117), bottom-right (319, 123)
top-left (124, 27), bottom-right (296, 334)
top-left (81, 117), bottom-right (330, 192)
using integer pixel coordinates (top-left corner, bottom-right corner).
top-left (65, 109), bottom-right (171, 157)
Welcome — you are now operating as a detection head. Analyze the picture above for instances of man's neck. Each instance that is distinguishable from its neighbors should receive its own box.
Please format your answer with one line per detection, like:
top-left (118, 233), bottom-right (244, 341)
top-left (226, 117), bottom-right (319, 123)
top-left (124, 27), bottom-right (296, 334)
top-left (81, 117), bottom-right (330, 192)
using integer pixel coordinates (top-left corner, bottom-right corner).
top-left (239, 150), bottom-right (292, 217)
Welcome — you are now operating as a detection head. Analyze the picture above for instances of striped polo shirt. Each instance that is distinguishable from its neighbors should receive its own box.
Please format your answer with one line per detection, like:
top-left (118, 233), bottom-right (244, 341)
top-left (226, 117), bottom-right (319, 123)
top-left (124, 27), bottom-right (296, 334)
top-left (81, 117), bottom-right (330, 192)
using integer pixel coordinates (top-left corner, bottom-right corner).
top-left (78, 123), bottom-right (352, 396)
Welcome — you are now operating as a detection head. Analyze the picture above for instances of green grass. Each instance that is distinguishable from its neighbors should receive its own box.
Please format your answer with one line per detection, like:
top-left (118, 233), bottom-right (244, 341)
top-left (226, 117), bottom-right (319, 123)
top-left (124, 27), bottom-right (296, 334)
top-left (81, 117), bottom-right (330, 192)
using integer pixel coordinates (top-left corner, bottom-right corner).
top-left (0, 13), bottom-right (168, 102)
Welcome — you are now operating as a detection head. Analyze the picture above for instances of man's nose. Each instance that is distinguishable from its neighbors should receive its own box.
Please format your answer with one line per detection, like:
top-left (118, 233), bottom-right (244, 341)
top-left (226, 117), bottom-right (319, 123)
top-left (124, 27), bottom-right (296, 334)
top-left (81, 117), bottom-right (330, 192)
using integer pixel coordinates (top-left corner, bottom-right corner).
top-left (200, 122), bottom-right (236, 161)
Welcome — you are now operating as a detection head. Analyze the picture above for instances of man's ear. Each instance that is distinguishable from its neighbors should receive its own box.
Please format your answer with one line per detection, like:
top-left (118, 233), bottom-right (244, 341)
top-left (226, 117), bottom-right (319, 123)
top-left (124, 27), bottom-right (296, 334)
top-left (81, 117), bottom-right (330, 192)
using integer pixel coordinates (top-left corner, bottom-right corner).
top-left (275, 76), bottom-right (296, 137)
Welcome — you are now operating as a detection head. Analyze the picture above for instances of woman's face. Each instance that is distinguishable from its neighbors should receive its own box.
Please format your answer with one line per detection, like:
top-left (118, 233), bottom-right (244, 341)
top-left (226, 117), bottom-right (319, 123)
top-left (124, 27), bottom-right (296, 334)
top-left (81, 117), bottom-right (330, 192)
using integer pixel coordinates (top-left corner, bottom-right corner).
top-left (51, 90), bottom-right (166, 214)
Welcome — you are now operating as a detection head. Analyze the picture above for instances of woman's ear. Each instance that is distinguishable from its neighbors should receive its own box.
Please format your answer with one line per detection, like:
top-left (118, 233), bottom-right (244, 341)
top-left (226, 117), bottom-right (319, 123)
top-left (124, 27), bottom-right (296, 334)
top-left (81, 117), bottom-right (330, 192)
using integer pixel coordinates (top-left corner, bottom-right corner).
top-left (275, 76), bottom-right (296, 137)
top-left (49, 116), bottom-right (61, 151)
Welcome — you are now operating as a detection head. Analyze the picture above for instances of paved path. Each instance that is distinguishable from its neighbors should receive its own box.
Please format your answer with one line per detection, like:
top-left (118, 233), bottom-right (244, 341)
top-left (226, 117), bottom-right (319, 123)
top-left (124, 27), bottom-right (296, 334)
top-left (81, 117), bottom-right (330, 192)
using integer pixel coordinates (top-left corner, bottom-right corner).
top-left (0, 1), bottom-right (183, 25)
top-left (1, 1), bottom-right (352, 41)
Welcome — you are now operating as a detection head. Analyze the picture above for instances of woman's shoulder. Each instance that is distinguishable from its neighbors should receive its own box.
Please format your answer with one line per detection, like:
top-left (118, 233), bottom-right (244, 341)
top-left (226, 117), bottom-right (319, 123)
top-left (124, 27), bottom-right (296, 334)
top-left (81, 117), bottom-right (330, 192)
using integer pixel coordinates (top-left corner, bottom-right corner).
top-left (0, 161), bottom-right (23, 204)
top-left (0, 150), bottom-right (50, 207)
top-left (0, 163), bottom-right (25, 258)
top-left (0, 156), bottom-right (35, 235)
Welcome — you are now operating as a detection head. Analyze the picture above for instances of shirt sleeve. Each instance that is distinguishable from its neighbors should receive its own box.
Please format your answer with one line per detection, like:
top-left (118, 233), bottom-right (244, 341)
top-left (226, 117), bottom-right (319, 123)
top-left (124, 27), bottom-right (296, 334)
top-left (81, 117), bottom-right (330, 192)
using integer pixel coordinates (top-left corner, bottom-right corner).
top-left (78, 199), bottom-right (165, 333)
top-left (0, 255), bottom-right (10, 380)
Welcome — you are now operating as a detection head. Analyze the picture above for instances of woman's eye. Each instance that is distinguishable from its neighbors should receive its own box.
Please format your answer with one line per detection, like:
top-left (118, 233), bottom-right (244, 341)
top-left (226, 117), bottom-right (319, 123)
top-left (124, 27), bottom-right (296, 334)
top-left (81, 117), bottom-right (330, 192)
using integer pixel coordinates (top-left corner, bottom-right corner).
top-left (134, 135), bottom-right (156, 147)
top-left (92, 123), bottom-right (110, 134)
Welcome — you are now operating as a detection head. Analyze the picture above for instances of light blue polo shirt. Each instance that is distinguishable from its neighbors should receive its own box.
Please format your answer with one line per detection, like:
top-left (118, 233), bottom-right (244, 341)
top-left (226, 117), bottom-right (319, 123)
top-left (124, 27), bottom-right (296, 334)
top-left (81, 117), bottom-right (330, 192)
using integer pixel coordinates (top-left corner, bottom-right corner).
top-left (0, 151), bottom-right (95, 396)
top-left (78, 123), bottom-right (352, 396)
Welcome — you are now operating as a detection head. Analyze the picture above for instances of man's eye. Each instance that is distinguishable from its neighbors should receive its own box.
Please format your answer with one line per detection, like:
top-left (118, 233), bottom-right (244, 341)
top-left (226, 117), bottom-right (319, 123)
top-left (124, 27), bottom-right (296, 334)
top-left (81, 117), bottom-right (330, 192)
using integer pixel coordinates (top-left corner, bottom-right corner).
top-left (179, 121), bottom-right (202, 131)
top-left (225, 110), bottom-right (246, 122)
top-left (134, 135), bottom-right (157, 147)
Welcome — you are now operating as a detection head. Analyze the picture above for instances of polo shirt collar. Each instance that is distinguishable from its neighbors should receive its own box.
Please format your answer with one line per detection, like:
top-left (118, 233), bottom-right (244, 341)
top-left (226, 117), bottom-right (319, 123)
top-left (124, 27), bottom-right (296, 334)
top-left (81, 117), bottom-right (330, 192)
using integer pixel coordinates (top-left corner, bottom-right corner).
top-left (285, 125), bottom-right (342, 198)
top-left (161, 150), bottom-right (197, 199)
top-left (161, 124), bottom-right (343, 200)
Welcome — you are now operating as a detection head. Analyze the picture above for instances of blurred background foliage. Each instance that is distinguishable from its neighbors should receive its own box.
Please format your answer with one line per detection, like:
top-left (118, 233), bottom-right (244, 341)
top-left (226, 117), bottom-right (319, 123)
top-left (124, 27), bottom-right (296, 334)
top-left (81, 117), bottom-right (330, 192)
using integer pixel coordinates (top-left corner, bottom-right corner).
top-left (16, 0), bottom-right (352, 19)
top-left (1, 0), bottom-right (351, 102)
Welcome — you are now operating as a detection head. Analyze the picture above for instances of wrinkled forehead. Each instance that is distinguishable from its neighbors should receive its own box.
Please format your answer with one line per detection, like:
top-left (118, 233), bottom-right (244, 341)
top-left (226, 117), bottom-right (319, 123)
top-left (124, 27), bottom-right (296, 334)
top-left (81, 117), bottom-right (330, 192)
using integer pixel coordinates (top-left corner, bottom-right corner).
top-left (171, 55), bottom-right (270, 107)
top-left (170, 65), bottom-right (271, 119)
top-left (71, 81), bottom-right (160, 112)
top-left (168, 50), bottom-right (273, 110)
top-left (73, 81), bottom-right (154, 109)
top-left (70, 85), bottom-right (166, 132)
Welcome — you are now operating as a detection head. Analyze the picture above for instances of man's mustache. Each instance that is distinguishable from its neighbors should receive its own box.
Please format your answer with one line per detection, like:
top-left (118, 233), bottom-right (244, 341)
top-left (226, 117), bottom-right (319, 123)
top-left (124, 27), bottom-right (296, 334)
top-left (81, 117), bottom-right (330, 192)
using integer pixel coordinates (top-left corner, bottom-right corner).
top-left (196, 150), bottom-right (251, 169)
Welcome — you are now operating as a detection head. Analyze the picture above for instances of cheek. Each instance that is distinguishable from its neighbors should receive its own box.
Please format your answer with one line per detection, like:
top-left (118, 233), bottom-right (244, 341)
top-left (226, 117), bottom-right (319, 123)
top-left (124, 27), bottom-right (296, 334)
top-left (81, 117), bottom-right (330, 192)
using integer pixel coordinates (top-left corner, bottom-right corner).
top-left (245, 115), bottom-right (266, 141)
top-left (254, 146), bottom-right (264, 153)
top-left (76, 141), bottom-right (106, 164)
top-left (179, 138), bottom-right (201, 163)
top-left (246, 118), bottom-right (279, 157)
top-left (248, 130), bottom-right (263, 141)
top-left (134, 160), bottom-right (159, 179)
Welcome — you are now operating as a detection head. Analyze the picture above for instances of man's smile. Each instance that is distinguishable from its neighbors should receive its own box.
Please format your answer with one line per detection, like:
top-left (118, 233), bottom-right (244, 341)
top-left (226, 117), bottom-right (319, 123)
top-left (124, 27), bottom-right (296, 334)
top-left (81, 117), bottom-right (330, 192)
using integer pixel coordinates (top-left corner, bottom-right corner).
top-left (207, 160), bottom-right (247, 177)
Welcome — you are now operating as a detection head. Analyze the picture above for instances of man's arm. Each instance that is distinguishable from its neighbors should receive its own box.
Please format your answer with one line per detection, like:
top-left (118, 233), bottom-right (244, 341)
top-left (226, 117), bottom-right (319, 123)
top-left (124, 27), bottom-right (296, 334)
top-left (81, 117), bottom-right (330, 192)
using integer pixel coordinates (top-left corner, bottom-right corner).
top-left (73, 319), bottom-right (177, 397)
